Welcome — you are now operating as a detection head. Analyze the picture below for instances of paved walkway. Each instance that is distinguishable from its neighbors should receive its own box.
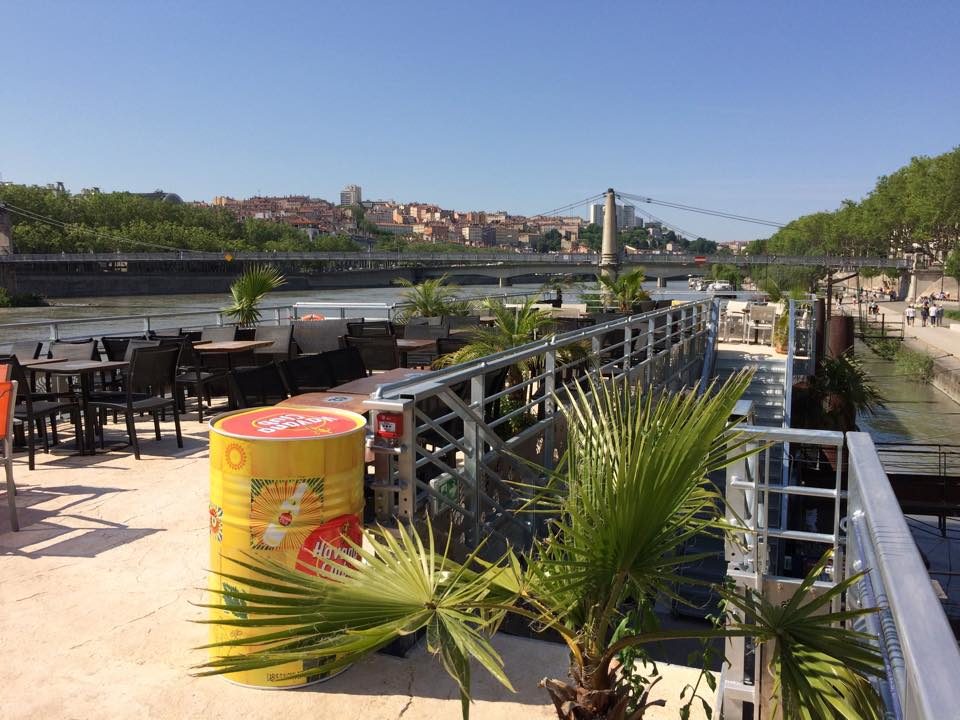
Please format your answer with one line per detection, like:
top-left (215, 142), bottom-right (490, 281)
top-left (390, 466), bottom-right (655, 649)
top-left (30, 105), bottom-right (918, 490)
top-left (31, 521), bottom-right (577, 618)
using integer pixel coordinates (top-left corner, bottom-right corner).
top-left (867, 301), bottom-right (960, 376)
top-left (1, 414), bottom-right (708, 720)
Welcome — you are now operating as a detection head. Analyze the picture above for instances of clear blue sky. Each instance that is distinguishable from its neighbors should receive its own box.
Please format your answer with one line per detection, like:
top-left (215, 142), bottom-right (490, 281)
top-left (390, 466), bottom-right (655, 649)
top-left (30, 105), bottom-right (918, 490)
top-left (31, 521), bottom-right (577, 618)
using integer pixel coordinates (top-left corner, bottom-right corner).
top-left (2, 1), bottom-right (958, 241)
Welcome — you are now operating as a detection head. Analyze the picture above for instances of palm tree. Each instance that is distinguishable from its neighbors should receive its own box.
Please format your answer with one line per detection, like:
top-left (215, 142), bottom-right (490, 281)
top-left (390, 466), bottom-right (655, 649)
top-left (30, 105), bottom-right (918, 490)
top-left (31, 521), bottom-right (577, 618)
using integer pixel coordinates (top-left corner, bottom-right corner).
top-left (597, 268), bottom-right (650, 313)
top-left (197, 372), bottom-right (883, 719)
top-left (223, 264), bottom-right (286, 327)
top-left (433, 296), bottom-right (554, 383)
top-left (394, 275), bottom-right (471, 322)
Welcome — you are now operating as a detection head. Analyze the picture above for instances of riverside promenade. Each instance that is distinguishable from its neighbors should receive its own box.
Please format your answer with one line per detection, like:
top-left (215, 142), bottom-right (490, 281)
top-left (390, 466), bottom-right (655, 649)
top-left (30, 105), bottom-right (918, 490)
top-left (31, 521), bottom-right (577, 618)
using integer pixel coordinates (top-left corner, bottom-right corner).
top-left (0, 417), bottom-right (708, 719)
top-left (869, 301), bottom-right (960, 401)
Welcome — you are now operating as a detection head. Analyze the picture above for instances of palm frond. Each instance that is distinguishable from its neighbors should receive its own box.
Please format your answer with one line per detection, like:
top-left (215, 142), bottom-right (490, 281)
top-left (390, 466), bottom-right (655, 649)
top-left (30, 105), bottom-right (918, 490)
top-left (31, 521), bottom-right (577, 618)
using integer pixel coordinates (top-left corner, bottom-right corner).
top-left (721, 550), bottom-right (885, 720)
top-left (197, 521), bottom-right (521, 718)
top-left (223, 264), bottom-right (286, 326)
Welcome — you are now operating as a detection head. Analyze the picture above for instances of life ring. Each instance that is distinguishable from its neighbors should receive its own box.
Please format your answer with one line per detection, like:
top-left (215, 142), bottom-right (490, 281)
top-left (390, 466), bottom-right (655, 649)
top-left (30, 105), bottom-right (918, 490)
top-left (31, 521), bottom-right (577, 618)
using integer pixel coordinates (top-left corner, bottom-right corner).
top-left (301, 314), bottom-right (326, 321)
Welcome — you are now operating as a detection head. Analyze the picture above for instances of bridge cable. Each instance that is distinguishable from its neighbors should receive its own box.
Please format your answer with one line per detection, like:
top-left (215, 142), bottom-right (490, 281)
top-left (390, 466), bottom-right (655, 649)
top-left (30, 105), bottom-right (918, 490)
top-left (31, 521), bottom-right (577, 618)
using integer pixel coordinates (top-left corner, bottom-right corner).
top-left (526, 193), bottom-right (606, 220)
top-left (618, 192), bottom-right (785, 228)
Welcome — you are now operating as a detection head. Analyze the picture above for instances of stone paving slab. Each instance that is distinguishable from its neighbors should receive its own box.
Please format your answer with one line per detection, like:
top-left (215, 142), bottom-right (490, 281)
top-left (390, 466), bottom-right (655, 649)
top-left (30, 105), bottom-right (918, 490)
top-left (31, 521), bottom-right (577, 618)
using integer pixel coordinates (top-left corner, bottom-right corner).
top-left (1, 415), bottom-right (709, 719)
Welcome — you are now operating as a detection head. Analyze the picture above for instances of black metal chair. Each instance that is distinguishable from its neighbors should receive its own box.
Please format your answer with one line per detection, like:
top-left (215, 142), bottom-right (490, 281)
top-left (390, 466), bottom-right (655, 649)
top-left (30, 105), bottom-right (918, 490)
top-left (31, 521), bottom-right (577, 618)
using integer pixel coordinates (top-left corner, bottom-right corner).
top-left (9, 341), bottom-right (42, 360)
top-left (200, 326), bottom-right (237, 343)
top-left (344, 335), bottom-right (400, 372)
top-left (229, 364), bottom-right (290, 408)
top-left (436, 336), bottom-right (470, 360)
top-left (253, 325), bottom-right (295, 364)
top-left (49, 339), bottom-right (99, 360)
top-left (347, 320), bottom-right (395, 337)
top-left (173, 338), bottom-right (229, 422)
top-left (1, 355), bottom-right (83, 469)
top-left (445, 315), bottom-right (481, 333)
top-left (401, 324), bottom-right (448, 367)
top-left (320, 348), bottom-right (368, 385)
top-left (280, 355), bottom-right (336, 395)
top-left (88, 346), bottom-right (182, 459)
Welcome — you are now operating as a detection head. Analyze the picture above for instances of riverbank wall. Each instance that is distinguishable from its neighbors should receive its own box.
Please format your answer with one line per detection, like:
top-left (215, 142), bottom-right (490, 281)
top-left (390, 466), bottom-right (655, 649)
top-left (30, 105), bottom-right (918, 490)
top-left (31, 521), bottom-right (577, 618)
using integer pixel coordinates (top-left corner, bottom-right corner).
top-left (901, 334), bottom-right (960, 405)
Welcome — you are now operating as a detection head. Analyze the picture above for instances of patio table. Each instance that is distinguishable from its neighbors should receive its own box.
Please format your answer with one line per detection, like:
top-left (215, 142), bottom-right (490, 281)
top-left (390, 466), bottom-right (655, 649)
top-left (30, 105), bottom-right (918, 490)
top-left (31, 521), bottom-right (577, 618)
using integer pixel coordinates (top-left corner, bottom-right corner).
top-left (35, 360), bottom-right (129, 454)
top-left (277, 391), bottom-right (370, 414)
top-left (396, 338), bottom-right (437, 368)
top-left (193, 340), bottom-right (274, 370)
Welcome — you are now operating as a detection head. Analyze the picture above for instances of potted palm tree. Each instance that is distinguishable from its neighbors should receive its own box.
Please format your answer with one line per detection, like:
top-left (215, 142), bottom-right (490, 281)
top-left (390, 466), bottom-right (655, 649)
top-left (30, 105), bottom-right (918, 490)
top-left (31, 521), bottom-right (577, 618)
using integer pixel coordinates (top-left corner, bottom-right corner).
top-left (196, 372), bottom-right (884, 719)
top-left (394, 275), bottom-right (471, 323)
top-left (223, 264), bottom-right (286, 327)
top-left (596, 268), bottom-right (652, 314)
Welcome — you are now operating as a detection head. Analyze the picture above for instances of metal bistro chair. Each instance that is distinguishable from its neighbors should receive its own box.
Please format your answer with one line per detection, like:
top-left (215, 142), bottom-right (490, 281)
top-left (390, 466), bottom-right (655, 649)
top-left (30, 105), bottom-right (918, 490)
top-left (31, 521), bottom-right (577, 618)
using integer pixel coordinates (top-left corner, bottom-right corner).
top-left (320, 347), bottom-right (368, 385)
top-left (280, 355), bottom-right (336, 395)
top-left (174, 337), bottom-right (229, 423)
top-left (347, 320), bottom-right (395, 338)
top-left (49, 338), bottom-right (99, 360)
top-left (252, 325), bottom-right (295, 364)
top-left (200, 326), bottom-right (237, 343)
top-left (9, 341), bottom-right (42, 360)
top-left (89, 346), bottom-right (183, 459)
top-left (400, 324), bottom-right (448, 367)
top-left (1, 356), bottom-right (83, 469)
top-left (229, 363), bottom-right (290, 408)
top-left (344, 335), bottom-right (400, 372)
top-left (1, 379), bottom-right (18, 530)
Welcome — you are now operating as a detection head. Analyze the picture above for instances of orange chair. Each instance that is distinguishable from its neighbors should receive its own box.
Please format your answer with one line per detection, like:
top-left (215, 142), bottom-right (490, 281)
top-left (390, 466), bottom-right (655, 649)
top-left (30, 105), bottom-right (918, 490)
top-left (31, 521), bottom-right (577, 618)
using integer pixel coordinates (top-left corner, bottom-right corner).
top-left (0, 380), bottom-right (19, 531)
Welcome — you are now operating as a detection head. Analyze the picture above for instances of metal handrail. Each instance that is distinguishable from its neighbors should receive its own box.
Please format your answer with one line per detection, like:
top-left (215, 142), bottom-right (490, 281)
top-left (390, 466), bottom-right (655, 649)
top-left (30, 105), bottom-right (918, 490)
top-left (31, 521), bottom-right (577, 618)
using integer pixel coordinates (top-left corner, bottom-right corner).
top-left (846, 432), bottom-right (960, 719)
top-left (0, 250), bottom-right (909, 269)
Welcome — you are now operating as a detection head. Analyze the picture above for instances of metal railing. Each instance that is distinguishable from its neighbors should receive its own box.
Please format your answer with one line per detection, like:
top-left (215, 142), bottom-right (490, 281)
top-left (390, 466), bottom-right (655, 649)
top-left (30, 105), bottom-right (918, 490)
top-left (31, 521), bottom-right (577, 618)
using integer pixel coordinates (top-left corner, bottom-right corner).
top-left (720, 428), bottom-right (960, 719)
top-left (846, 432), bottom-right (960, 719)
top-left (363, 300), bottom-right (713, 548)
top-left (0, 289), bottom-right (554, 343)
top-left (0, 250), bottom-right (909, 269)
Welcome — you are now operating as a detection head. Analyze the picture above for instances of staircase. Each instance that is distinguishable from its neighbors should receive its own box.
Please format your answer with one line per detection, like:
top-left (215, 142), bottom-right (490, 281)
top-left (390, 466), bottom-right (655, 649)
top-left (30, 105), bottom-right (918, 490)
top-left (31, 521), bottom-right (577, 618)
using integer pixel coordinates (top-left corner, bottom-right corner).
top-left (672, 349), bottom-right (789, 620)
top-left (715, 350), bottom-right (787, 427)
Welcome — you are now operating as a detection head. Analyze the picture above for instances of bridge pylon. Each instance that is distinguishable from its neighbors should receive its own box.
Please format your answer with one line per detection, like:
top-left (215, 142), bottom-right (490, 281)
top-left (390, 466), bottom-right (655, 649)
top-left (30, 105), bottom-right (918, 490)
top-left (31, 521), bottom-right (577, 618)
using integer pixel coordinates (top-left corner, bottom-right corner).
top-left (599, 188), bottom-right (619, 284)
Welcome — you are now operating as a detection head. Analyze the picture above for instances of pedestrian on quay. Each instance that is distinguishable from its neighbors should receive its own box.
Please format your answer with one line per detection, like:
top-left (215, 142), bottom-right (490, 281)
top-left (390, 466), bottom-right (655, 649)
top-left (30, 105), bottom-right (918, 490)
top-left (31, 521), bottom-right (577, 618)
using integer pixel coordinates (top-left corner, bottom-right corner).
top-left (921, 302), bottom-right (930, 327)
top-left (931, 303), bottom-right (941, 326)
top-left (905, 305), bottom-right (916, 326)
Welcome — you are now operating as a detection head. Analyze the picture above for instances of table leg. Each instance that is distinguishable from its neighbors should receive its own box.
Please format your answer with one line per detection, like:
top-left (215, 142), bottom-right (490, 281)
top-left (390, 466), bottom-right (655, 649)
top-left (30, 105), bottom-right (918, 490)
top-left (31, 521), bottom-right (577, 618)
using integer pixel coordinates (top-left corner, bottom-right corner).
top-left (80, 373), bottom-right (96, 455)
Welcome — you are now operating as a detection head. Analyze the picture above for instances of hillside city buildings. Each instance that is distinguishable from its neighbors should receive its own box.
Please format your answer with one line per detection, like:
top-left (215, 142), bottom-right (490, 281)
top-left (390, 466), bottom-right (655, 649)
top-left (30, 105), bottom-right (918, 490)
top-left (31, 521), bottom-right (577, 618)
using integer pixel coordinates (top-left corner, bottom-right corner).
top-left (203, 183), bottom-right (727, 253)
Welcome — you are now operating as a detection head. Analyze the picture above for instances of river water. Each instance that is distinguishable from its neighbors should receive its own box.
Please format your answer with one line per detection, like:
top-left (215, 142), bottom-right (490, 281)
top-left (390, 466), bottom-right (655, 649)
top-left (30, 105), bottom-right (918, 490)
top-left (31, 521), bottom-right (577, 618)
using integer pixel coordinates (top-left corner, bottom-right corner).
top-left (0, 279), bottom-right (725, 344)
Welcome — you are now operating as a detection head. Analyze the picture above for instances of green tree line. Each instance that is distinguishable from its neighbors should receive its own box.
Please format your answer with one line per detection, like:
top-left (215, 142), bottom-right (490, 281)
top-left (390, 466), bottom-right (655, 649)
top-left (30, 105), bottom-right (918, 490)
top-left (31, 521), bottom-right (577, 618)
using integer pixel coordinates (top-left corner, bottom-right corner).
top-left (0, 184), bottom-right (361, 253)
top-left (766, 146), bottom-right (960, 257)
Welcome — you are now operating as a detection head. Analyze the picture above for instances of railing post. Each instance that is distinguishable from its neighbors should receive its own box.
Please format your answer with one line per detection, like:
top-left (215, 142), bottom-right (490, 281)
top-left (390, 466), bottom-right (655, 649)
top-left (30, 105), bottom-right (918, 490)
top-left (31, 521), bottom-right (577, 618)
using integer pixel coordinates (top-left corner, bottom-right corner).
top-left (647, 315), bottom-right (656, 390)
top-left (273, 307), bottom-right (281, 325)
top-left (394, 400), bottom-right (418, 523)
top-left (49, 322), bottom-right (59, 341)
top-left (463, 372), bottom-right (485, 547)
top-left (143, 317), bottom-right (151, 335)
top-left (543, 346), bottom-right (556, 472)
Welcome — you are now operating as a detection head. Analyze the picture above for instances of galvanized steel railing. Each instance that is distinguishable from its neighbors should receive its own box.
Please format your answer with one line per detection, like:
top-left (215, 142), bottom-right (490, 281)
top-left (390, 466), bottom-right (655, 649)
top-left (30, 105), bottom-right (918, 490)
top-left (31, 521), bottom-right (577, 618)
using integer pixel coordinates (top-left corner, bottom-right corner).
top-left (363, 300), bottom-right (713, 548)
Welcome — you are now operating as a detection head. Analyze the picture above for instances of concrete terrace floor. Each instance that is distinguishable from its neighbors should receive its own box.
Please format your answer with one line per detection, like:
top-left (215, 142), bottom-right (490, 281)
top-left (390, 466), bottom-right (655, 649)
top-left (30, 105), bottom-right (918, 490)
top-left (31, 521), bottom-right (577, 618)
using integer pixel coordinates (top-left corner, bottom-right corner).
top-left (0, 412), bottom-right (709, 720)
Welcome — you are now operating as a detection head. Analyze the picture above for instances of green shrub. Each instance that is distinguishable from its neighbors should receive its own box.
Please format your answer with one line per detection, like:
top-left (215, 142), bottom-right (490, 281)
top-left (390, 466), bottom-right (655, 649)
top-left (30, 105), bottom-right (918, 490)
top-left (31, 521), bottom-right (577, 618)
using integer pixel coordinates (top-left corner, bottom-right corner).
top-left (944, 309), bottom-right (960, 322)
top-left (0, 288), bottom-right (47, 307)
top-left (895, 348), bottom-right (934, 383)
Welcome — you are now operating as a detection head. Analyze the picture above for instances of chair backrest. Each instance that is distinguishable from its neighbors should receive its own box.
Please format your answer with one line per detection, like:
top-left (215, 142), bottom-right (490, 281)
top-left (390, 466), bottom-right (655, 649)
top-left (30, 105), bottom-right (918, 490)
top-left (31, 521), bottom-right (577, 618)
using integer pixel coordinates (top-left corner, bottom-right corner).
top-left (292, 318), bottom-right (362, 354)
top-left (100, 337), bottom-right (131, 361)
top-left (9, 341), bottom-right (42, 360)
top-left (156, 335), bottom-right (191, 366)
top-left (229, 364), bottom-right (290, 408)
top-left (253, 325), bottom-right (295, 358)
top-left (123, 339), bottom-right (161, 361)
top-left (445, 315), bottom-right (481, 330)
top-left (320, 347), bottom-right (367, 384)
top-left (0, 380), bottom-right (17, 439)
top-left (436, 336), bottom-right (470, 358)
top-left (49, 339), bottom-right (99, 360)
top-left (201, 326), bottom-right (237, 343)
top-left (401, 324), bottom-right (449, 340)
top-left (127, 346), bottom-right (179, 395)
top-left (0, 356), bottom-right (29, 391)
top-left (347, 320), bottom-right (394, 337)
top-left (344, 335), bottom-right (400, 372)
top-left (749, 305), bottom-right (776, 324)
top-left (280, 354), bottom-right (336, 394)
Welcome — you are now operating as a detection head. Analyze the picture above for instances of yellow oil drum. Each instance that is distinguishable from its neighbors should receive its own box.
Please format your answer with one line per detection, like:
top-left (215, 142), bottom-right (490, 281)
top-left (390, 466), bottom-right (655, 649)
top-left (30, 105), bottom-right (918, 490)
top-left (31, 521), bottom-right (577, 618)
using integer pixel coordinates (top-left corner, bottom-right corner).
top-left (207, 406), bottom-right (367, 688)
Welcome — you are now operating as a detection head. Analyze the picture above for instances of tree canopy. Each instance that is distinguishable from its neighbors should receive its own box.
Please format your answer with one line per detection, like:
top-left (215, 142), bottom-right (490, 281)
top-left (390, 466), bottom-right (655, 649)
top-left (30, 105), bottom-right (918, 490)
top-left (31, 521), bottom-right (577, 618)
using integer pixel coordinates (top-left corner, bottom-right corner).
top-left (0, 183), bottom-right (360, 253)
top-left (766, 146), bottom-right (960, 257)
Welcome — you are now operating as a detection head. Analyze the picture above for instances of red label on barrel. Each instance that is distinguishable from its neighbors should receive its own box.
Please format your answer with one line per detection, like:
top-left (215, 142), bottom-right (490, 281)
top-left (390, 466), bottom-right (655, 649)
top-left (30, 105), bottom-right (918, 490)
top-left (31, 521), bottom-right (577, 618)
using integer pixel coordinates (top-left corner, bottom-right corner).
top-left (295, 514), bottom-right (363, 576)
top-left (215, 407), bottom-right (365, 439)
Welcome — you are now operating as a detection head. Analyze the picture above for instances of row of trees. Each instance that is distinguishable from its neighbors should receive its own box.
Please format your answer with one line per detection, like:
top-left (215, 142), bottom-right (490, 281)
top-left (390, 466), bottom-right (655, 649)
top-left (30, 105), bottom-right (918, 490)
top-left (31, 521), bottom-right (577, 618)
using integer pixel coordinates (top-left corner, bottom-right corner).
top-left (0, 183), bottom-right (361, 253)
top-left (578, 223), bottom-right (719, 254)
top-left (765, 146), bottom-right (960, 258)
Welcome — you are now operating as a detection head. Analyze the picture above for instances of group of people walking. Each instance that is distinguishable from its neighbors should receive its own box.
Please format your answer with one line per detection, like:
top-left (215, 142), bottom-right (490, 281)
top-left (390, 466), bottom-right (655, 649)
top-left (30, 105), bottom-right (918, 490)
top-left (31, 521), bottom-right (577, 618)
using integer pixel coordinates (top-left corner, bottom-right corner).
top-left (905, 300), bottom-right (944, 327)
